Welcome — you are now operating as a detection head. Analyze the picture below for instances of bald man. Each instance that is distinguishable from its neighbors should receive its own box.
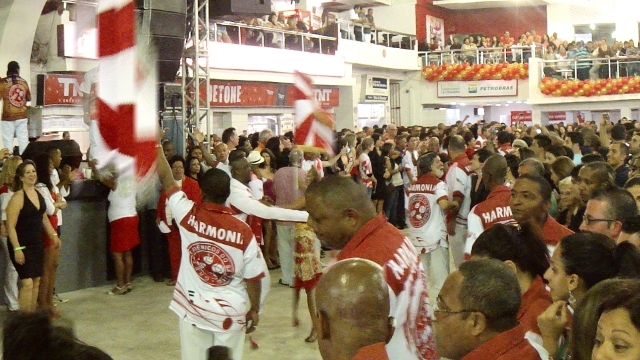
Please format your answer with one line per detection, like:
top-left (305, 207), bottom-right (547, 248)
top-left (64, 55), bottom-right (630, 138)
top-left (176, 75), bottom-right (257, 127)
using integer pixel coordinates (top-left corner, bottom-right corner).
top-left (306, 176), bottom-right (435, 360)
top-left (212, 143), bottom-right (230, 176)
top-left (316, 259), bottom-right (393, 360)
top-left (465, 155), bottom-right (516, 256)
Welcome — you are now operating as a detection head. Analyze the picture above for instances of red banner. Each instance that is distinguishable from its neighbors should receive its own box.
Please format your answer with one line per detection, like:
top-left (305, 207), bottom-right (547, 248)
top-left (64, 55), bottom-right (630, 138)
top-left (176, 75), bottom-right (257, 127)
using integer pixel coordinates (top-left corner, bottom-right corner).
top-left (203, 80), bottom-right (339, 108)
top-left (548, 111), bottom-right (567, 122)
top-left (38, 73), bottom-right (85, 106)
top-left (510, 111), bottom-right (532, 125)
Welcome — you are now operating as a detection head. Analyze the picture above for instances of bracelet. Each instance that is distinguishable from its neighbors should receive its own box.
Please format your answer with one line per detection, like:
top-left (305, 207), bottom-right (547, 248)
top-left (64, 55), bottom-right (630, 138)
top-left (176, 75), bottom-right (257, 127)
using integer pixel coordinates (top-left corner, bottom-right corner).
top-left (13, 246), bottom-right (25, 252)
top-left (49, 233), bottom-right (58, 238)
top-left (155, 144), bottom-right (163, 149)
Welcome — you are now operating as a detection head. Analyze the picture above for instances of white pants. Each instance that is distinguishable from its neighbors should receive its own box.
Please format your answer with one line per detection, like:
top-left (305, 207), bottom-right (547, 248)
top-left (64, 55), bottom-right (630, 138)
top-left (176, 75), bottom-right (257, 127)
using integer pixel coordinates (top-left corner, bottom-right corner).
top-left (1, 236), bottom-right (19, 310)
top-left (449, 224), bottom-right (467, 269)
top-left (1, 118), bottom-right (28, 155)
top-left (276, 224), bottom-right (295, 285)
top-left (179, 319), bottom-right (245, 360)
top-left (420, 246), bottom-right (450, 300)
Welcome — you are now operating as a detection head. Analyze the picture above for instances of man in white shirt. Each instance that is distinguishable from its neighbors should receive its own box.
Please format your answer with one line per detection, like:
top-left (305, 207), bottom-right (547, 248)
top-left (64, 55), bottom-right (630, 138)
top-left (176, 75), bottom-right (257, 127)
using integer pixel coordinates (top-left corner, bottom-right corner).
top-left (445, 135), bottom-right (473, 267)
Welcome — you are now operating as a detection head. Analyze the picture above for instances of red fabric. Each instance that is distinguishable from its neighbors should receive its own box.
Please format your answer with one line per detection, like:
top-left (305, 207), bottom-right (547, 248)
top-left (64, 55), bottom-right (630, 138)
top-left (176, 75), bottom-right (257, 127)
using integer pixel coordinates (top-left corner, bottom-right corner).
top-left (0, 184), bottom-right (8, 194)
top-left (473, 185), bottom-right (516, 229)
top-left (43, 214), bottom-right (58, 249)
top-left (461, 325), bottom-right (542, 360)
top-left (97, 2), bottom-right (135, 57)
top-left (351, 342), bottom-right (390, 360)
top-left (292, 272), bottom-right (321, 291)
top-left (109, 216), bottom-right (140, 253)
top-left (465, 147), bottom-right (475, 159)
top-left (452, 153), bottom-right (471, 171)
top-left (167, 225), bottom-right (181, 282)
top-left (542, 215), bottom-right (574, 247)
top-left (157, 176), bottom-right (201, 224)
top-left (519, 276), bottom-right (552, 335)
top-left (498, 143), bottom-right (513, 154)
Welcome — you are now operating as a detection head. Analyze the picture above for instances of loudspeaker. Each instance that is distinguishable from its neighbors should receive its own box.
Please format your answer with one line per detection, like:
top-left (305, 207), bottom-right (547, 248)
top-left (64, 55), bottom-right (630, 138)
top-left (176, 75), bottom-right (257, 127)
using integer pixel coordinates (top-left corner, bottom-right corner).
top-left (22, 140), bottom-right (83, 169)
top-left (136, 0), bottom-right (186, 14)
top-left (137, 9), bottom-right (187, 38)
top-left (210, 0), bottom-right (271, 17)
top-left (157, 60), bottom-right (182, 83)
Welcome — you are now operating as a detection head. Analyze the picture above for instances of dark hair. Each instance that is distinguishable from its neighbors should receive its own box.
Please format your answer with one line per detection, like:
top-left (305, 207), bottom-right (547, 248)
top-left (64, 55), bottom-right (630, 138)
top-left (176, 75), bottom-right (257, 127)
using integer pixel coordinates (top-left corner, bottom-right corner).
top-left (474, 148), bottom-right (492, 163)
top-left (221, 127), bottom-right (236, 144)
top-left (591, 187), bottom-right (639, 221)
top-left (517, 174), bottom-right (553, 201)
top-left (417, 152), bottom-right (439, 176)
top-left (521, 136), bottom-right (534, 147)
top-left (626, 175), bottom-right (640, 189)
top-left (497, 131), bottom-right (512, 146)
top-left (621, 215), bottom-right (640, 234)
top-left (185, 155), bottom-right (202, 179)
top-left (519, 158), bottom-right (546, 177)
top-left (504, 153), bottom-right (520, 178)
top-left (566, 132), bottom-right (584, 147)
top-left (517, 147), bottom-right (536, 162)
top-left (200, 168), bottom-right (231, 204)
top-left (381, 142), bottom-right (394, 158)
top-left (265, 137), bottom-right (282, 159)
top-left (596, 280), bottom-right (640, 335)
top-left (228, 149), bottom-right (246, 163)
top-left (581, 153), bottom-right (605, 164)
top-left (580, 161), bottom-right (614, 188)
top-left (547, 144), bottom-right (567, 158)
top-left (207, 345), bottom-right (232, 360)
top-left (534, 134), bottom-right (552, 151)
top-left (611, 124), bottom-right (627, 141)
top-left (33, 153), bottom-right (54, 192)
top-left (12, 160), bottom-right (36, 192)
top-left (259, 148), bottom-right (277, 171)
top-left (6, 61), bottom-right (19, 83)
top-left (458, 259), bottom-right (521, 332)
top-left (168, 155), bottom-right (186, 170)
top-left (550, 156), bottom-right (575, 181)
top-left (471, 224), bottom-right (550, 279)
top-left (560, 232), bottom-right (640, 290)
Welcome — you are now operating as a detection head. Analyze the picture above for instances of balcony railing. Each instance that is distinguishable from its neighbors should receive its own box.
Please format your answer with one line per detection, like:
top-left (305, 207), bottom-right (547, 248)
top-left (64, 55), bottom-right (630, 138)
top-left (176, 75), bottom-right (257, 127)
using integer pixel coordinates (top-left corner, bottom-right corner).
top-left (336, 19), bottom-right (417, 50)
top-left (210, 21), bottom-right (337, 54)
top-left (539, 57), bottom-right (640, 80)
top-left (418, 45), bottom-right (540, 67)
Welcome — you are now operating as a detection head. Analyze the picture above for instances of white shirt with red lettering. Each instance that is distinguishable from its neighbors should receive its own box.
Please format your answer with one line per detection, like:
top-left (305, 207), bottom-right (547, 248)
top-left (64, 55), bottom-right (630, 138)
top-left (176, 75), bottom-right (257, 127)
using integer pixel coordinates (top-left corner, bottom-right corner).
top-left (402, 150), bottom-right (419, 185)
top-left (167, 189), bottom-right (267, 333)
top-left (359, 152), bottom-right (373, 188)
top-left (406, 174), bottom-right (448, 253)
top-left (444, 157), bottom-right (472, 225)
top-left (464, 185), bottom-right (517, 255)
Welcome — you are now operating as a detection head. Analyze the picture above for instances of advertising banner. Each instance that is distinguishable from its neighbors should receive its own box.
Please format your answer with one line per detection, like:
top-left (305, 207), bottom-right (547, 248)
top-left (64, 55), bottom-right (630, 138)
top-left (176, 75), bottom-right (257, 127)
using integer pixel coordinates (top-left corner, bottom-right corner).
top-left (204, 80), bottom-right (339, 108)
top-left (510, 111), bottom-right (532, 126)
top-left (362, 76), bottom-right (390, 102)
top-left (426, 15), bottom-right (445, 49)
top-left (437, 80), bottom-right (518, 98)
top-left (548, 111), bottom-right (567, 122)
top-left (36, 73), bottom-right (85, 106)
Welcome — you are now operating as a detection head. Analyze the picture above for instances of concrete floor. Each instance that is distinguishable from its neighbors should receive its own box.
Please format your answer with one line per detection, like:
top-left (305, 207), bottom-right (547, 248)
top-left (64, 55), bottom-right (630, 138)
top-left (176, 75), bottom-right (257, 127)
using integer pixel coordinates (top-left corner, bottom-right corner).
top-left (30, 270), bottom-right (322, 360)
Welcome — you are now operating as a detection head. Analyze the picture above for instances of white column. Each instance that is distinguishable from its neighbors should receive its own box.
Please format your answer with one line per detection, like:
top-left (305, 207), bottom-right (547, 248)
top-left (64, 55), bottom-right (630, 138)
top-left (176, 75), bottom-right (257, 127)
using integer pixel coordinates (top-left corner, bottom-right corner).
top-left (531, 107), bottom-right (543, 126)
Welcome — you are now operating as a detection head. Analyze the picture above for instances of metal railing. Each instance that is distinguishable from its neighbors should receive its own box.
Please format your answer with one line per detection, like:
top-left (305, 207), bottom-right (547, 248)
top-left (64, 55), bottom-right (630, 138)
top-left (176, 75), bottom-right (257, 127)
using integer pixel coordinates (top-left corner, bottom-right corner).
top-left (336, 19), bottom-right (417, 50)
top-left (418, 45), bottom-right (540, 66)
top-left (210, 21), bottom-right (337, 53)
top-left (540, 57), bottom-right (640, 80)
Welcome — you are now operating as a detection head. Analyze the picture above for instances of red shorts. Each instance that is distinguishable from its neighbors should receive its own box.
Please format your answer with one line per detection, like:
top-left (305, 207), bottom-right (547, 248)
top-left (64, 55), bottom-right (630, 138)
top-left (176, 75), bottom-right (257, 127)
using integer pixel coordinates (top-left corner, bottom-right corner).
top-left (43, 215), bottom-right (58, 248)
top-left (109, 216), bottom-right (141, 253)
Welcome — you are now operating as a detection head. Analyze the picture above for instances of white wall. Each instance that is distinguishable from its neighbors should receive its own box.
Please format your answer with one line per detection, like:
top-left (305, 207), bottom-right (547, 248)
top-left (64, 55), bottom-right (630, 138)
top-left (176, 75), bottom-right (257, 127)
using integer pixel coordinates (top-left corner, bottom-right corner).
top-left (371, 3), bottom-right (416, 36)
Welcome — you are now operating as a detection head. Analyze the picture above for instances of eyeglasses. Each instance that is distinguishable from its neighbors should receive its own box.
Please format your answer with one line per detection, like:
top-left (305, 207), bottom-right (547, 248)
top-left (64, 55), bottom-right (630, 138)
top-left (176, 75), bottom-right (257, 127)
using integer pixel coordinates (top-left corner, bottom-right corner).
top-left (582, 215), bottom-right (615, 226)
top-left (433, 300), bottom-right (479, 319)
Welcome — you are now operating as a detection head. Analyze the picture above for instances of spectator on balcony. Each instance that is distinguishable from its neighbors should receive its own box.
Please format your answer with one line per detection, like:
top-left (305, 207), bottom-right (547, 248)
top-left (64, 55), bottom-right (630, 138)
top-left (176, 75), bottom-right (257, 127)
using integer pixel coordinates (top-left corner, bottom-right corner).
top-left (543, 45), bottom-right (560, 77)
top-left (342, 5), bottom-right (367, 41)
top-left (542, 33), bottom-right (551, 48)
top-left (528, 29), bottom-right (542, 45)
top-left (500, 31), bottom-right (515, 62)
top-left (418, 38), bottom-right (430, 52)
top-left (364, 8), bottom-right (375, 43)
top-left (264, 12), bottom-right (284, 48)
top-left (625, 40), bottom-right (640, 76)
top-left (462, 37), bottom-right (477, 64)
top-left (572, 41), bottom-right (592, 80)
top-left (590, 39), bottom-right (615, 80)
top-left (551, 32), bottom-right (562, 48)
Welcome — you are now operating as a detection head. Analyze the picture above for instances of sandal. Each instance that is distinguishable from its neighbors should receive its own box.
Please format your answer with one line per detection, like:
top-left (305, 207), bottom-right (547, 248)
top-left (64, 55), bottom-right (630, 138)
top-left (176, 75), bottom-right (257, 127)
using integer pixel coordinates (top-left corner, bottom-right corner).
top-left (305, 331), bottom-right (317, 343)
top-left (107, 285), bottom-right (127, 295)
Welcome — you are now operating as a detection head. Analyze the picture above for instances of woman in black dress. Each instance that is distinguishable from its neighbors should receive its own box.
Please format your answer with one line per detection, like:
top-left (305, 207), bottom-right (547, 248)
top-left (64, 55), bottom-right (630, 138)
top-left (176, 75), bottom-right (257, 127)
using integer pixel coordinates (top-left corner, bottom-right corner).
top-left (6, 160), bottom-right (60, 312)
top-left (369, 134), bottom-right (388, 213)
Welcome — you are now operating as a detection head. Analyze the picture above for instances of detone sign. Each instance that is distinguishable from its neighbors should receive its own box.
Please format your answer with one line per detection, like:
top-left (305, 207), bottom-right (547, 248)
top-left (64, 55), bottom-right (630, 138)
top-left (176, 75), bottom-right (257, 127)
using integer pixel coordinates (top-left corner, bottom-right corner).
top-left (203, 81), bottom-right (339, 108)
top-left (437, 80), bottom-right (518, 98)
top-left (362, 75), bottom-right (390, 102)
top-left (36, 73), bottom-right (85, 106)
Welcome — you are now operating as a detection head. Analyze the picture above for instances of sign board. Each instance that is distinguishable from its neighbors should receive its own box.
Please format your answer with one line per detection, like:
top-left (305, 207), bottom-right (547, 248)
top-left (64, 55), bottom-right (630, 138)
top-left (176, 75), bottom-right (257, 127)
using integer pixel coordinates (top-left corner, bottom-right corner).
top-left (510, 111), bottom-right (532, 126)
top-left (548, 111), bottom-right (567, 122)
top-left (203, 80), bottom-right (339, 108)
top-left (437, 80), bottom-right (518, 98)
top-left (36, 73), bottom-right (85, 106)
top-left (426, 15), bottom-right (445, 49)
top-left (362, 76), bottom-right (390, 102)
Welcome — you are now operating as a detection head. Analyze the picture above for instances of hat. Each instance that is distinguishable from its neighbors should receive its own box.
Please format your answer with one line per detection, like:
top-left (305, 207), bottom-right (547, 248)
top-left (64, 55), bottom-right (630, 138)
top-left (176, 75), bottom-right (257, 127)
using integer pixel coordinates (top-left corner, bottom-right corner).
top-left (513, 139), bottom-right (528, 148)
top-left (247, 151), bottom-right (264, 165)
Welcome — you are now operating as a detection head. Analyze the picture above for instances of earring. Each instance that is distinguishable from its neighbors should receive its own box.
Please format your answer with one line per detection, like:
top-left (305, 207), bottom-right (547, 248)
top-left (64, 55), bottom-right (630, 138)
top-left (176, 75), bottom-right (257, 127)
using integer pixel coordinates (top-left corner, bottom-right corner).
top-left (568, 290), bottom-right (576, 305)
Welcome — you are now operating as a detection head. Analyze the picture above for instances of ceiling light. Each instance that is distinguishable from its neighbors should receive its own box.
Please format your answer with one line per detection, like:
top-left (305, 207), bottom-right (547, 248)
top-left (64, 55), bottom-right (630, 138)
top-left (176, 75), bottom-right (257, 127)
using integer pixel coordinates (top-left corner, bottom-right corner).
top-left (590, 23), bottom-right (596, 30)
top-left (460, 103), bottom-right (466, 106)
top-left (507, 101), bottom-right (513, 104)
top-left (505, 104), bottom-right (509, 107)
top-left (450, 102), bottom-right (457, 105)
top-left (496, 104), bottom-right (502, 106)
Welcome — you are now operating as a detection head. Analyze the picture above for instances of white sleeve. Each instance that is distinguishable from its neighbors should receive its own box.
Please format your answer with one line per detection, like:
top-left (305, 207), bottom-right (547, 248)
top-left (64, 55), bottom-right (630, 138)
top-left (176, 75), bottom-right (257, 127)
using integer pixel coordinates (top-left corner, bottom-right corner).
top-left (464, 208), bottom-right (483, 255)
top-left (227, 192), bottom-right (308, 222)
top-left (167, 190), bottom-right (195, 224)
top-left (248, 178), bottom-right (264, 200)
top-left (242, 234), bottom-right (267, 281)
top-left (0, 192), bottom-right (12, 221)
top-left (36, 185), bottom-right (56, 216)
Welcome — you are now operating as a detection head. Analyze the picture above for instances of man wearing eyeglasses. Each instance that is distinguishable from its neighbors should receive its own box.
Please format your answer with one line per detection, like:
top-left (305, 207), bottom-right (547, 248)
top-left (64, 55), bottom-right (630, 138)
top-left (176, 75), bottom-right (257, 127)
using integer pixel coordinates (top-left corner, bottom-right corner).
top-left (579, 187), bottom-right (638, 239)
top-left (433, 258), bottom-right (546, 360)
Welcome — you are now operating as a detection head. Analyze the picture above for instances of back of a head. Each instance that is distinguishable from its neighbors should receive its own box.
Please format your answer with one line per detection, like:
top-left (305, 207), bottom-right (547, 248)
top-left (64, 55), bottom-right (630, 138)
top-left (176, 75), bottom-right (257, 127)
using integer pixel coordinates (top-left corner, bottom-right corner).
top-left (417, 152), bottom-right (438, 176)
top-left (519, 158), bottom-right (546, 177)
top-left (581, 161), bottom-right (614, 187)
top-left (570, 279), bottom-right (640, 360)
top-left (200, 168), bottom-right (231, 204)
top-left (471, 224), bottom-right (549, 280)
top-left (611, 124), bottom-right (627, 141)
top-left (560, 232), bottom-right (640, 290)
top-left (581, 153), bottom-right (605, 164)
top-left (316, 259), bottom-right (390, 355)
top-left (458, 258), bottom-right (521, 332)
top-left (306, 175), bottom-right (375, 216)
top-left (483, 154), bottom-right (508, 181)
top-left (448, 135), bottom-right (466, 152)
top-left (534, 134), bottom-right (552, 150)
top-left (551, 156), bottom-right (575, 181)
top-left (591, 187), bottom-right (639, 220)
top-left (566, 132), bottom-right (584, 148)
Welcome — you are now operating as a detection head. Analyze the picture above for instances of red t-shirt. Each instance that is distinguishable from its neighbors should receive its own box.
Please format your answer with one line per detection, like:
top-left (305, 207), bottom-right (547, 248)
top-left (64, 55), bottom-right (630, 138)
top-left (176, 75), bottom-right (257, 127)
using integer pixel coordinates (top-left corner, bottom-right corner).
top-left (542, 215), bottom-right (574, 247)
top-left (519, 276), bottom-right (552, 335)
top-left (461, 325), bottom-right (542, 360)
top-left (337, 213), bottom-right (437, 360)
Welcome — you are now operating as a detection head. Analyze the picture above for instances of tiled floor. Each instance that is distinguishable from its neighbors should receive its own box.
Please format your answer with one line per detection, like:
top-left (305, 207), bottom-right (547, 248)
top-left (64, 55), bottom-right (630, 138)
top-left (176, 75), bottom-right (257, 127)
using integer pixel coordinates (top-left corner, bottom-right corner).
top-left (19, 270), bottom-right (322, 360)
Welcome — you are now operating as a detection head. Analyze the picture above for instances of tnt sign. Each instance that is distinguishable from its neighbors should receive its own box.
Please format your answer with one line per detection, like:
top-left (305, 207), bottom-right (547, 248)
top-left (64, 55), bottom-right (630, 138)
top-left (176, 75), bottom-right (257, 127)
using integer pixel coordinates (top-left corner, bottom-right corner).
top-left (40, 73), bottom-right (84, 106)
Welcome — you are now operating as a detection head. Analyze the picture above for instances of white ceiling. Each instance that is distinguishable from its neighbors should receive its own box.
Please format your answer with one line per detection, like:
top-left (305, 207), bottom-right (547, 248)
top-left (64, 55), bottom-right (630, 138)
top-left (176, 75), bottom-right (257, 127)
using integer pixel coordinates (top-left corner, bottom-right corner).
top-left (432, 0), bottom-right (548, 10)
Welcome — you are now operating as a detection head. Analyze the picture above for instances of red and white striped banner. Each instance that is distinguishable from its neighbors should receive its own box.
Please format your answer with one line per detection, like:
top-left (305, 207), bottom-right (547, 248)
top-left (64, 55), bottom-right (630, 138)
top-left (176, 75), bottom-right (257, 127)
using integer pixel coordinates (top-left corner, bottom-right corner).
top-left (292, 71), bottom-right (335, 155)
top-left (96, 0), bottom-right (156, 178)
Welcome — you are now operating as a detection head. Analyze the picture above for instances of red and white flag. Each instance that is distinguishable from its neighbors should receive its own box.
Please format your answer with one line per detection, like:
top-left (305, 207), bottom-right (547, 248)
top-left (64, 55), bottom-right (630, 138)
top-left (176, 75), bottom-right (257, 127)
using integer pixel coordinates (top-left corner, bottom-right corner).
top-left (96, 0), bottom-right (157, 178)
top-left (292, 71), bottom-right (335, 155)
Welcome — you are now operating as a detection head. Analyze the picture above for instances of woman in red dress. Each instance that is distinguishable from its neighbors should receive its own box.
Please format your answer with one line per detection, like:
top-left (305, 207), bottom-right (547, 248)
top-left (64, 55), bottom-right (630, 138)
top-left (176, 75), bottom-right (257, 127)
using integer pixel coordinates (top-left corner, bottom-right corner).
top-left (157, 156), bottom-right (201, 286)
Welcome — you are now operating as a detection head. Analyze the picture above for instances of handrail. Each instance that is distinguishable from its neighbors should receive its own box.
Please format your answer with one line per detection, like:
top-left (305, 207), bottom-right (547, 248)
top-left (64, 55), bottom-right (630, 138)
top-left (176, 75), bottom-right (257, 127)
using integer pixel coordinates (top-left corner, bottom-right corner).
top-left (211, 21), bottom-right (337, 53)
top-left (539, 57), bottom-right (640, 80)
top-left (418, 45), bottom-right (540, 66)
top-left (336, 19), bottom-right (417, 49)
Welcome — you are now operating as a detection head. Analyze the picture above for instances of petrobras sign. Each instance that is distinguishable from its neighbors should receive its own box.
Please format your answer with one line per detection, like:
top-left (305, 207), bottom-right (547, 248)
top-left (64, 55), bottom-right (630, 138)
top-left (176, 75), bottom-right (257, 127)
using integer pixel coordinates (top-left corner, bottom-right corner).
top-left (437, 80), bottom-right (518, 98)
top-left (362, 75), bottom-right (390, 101)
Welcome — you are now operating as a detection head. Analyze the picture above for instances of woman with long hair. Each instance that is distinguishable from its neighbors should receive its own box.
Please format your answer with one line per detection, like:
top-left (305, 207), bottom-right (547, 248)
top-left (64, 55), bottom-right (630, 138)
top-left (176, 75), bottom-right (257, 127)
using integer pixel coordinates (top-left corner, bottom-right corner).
top-left (538, 232), bottom-right (640, 359)
top-left (259, 148), bottom-right (279, 269)
top-left (471, 223), bottom-right (551, 334)
top-left (6, 160), bottom-right (60, 311)
top-left (185, 155), bottom-right (202, 181)
top-left (33, 153), bottom-right (66, 317)
top-left (157, 156), bottom-right (201, 286)
top-left (0, 156), bottom-right (22, 311)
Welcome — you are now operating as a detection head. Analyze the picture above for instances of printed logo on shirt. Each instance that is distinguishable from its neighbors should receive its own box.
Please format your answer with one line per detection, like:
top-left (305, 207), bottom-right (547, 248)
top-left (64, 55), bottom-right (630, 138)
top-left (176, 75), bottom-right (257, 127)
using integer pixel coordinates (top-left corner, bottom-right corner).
top-left (188, 241), bottom-right (236, 286)
top-left (408, 194), bottom-right (431, 228)
top-left (8, 83), bottom-right (27, 108)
